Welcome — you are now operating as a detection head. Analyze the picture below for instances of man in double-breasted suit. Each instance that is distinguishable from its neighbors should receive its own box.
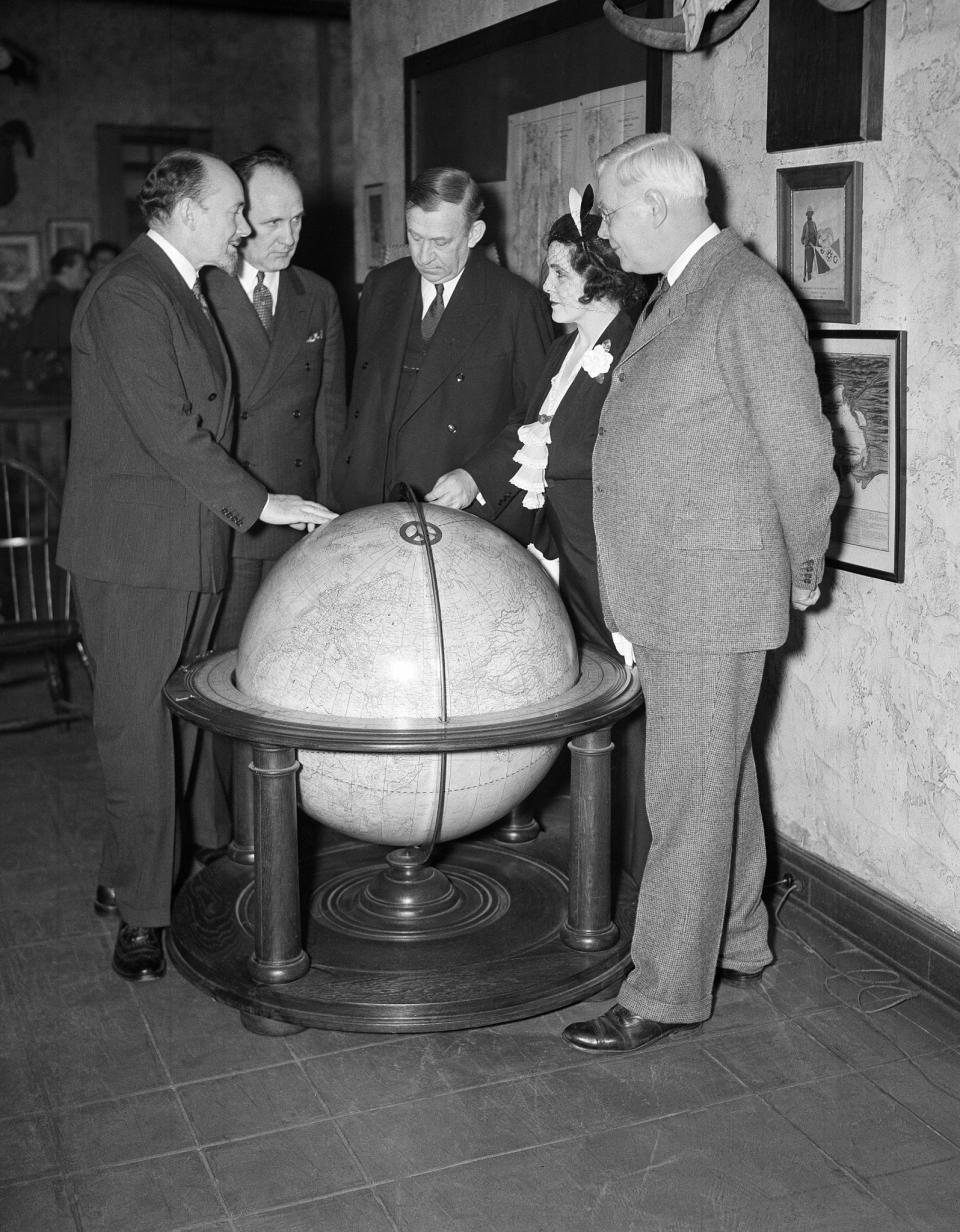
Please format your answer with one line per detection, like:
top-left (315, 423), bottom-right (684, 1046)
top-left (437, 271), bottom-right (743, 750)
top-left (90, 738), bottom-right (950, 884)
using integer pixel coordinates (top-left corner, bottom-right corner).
top-left (563, 135), bottom-right (838, 1052)
top-left (331, 166), bottom-right (552, 537)
top-left (193, 146), bottom-right (346, 848)
top-left (57, 150), bottom-right (329, 982)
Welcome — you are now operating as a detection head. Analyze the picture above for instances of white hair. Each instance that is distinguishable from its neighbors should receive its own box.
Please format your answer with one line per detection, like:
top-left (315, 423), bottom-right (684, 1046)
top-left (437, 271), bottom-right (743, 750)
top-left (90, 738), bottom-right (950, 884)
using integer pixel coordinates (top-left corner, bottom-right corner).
top-left (597, 134), bottom-right (707, 204)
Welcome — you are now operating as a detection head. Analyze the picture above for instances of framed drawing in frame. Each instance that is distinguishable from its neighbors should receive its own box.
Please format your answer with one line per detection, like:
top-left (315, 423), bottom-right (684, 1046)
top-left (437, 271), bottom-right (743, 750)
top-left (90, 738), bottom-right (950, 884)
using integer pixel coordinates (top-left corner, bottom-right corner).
top-left (0, 233), bottom-right (42, 292)
top-left (810, 329), bottom-right (906, 583)
top-left (777, 162), bottom-right (862, 323)
top-left (47, 218), bottom-right (93, 259)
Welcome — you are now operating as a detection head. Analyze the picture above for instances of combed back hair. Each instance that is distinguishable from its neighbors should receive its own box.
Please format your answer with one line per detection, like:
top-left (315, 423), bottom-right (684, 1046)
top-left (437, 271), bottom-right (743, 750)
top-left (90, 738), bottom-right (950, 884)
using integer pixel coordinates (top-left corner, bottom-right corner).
top-left (137, 150), bottom-right (212, 226)
top-left (598, 134), bottom-right (707, 204)
top-left (231, 146), bottom-right (296, 185)
top-left (87, 240), bottom-right (120, 262)
top-left (545, 214), bottom-right (645, 314)
top-left (51, 247), bottom-right (86, 276)
top-left (406, 167), bottom-right (484, 225)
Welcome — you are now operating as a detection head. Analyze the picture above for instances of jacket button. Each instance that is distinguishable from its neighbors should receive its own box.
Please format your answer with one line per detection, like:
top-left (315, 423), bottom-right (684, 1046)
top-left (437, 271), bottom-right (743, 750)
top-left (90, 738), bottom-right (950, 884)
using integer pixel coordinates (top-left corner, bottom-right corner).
top-left (240, 412), bottom-right (249, 420)
top-left (447, 424), bottom-right (457, 434)
top-left (207, 392), bottom-right (217, 401)
top-left (293, 409), bottom-right (301, 418)
top-left (617, 372), bottom-right (625, 383)
top-left (294, 458), bottom-right (303, 467)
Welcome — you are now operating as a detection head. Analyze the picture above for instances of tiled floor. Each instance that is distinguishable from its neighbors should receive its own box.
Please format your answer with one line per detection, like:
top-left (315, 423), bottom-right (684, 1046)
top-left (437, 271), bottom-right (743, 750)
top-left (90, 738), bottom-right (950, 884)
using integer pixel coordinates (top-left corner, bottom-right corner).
top-left (3, 657), bottom-right (960, 1231)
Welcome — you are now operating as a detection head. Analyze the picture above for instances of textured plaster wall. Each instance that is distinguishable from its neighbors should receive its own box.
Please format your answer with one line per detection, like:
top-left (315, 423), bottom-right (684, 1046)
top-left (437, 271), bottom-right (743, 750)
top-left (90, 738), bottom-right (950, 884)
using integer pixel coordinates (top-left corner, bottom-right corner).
top-left (0, 0), bottom-right (350, 269)
top-left (352, 0), bottom-right (960, 934)
top-left (668, 0), bottom-right (960, 932)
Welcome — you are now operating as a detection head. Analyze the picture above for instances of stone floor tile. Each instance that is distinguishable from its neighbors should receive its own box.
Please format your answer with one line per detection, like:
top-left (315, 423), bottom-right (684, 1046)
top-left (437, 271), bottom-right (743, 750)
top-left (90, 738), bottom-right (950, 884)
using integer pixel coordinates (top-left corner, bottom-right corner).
top-left (0, 1176), bottom-right (79, 1232)
top-left (178, 1062), bottom-right (330, 1144)
top-left (204, 1120), bottom-right (364, 1216)
top-left (236, 1189), bottom-right (399, 1232)
top-left (866, 1156), bottom-right (960, 1232)
top-left (0, 1112), bottom-right (59, 1185)
top-left (702, 1016), bottom-right (850, 1090)
top-left (69, 1150), bottom-right (225, 1232)
top-left (764, 1070), bottom-right (955, 1178)
top-left (864, 1047), bottom-right (960, 1147)
top-left (51, 1089), bottom-right (196, 1171)
top-left (799, 1003), bottom-right (915, 1068)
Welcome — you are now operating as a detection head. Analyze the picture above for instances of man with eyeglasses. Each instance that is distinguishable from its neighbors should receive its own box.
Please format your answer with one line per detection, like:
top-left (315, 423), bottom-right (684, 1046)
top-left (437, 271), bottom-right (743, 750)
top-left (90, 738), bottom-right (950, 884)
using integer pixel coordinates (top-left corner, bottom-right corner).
top-left (562, 134), bottom-right (838, 1054)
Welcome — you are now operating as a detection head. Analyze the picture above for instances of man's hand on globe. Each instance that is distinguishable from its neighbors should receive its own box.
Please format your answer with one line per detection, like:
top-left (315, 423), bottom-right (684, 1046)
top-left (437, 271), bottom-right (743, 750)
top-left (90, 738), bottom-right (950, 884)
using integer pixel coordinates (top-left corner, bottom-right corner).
top-left (260, 494), bottom-right (338, 528)
top-left (425, 469), bottom-right (479, 509)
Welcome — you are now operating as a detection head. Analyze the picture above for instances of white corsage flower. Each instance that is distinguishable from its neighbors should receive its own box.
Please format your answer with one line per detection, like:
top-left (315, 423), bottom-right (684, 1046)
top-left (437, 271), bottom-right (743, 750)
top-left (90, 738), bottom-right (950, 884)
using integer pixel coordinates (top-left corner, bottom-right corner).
top-left (580, 339), bottom-right (613, 381)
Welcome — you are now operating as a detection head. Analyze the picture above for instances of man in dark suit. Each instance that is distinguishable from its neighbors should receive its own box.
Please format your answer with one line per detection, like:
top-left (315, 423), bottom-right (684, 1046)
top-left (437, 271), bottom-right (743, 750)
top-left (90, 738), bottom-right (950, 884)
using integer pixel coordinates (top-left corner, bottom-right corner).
top-left (563, 134), bottom-right (838, 1053)
top-left (193, 146), bottom-right (346, 849)
top-left (331, 166), bottom-right (552, 535)
top-left (57, 150), bottom-right (329, 982)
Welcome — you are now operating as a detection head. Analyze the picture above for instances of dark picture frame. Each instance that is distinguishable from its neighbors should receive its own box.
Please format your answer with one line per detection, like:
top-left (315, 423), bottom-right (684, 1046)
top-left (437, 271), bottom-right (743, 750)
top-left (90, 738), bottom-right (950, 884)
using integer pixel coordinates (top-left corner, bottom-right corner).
top-left (777, 162), bottom-right (862, 324)
top-left (363, 183), bottom-right (387, 270)
top-left (810, 329), bottom-right (906, 583)
top-left (47, 218), bottom-right (93, 261)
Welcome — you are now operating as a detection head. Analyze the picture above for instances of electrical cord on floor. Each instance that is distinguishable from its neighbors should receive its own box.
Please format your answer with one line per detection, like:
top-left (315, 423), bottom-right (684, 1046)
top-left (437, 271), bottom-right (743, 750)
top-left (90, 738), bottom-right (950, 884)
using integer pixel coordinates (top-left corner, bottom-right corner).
top-left (767, 874), bottom-right (919, 1015)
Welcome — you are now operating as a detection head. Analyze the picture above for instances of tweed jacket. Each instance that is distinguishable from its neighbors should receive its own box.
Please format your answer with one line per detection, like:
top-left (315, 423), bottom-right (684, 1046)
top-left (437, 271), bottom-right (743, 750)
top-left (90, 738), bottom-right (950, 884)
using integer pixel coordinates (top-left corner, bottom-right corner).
top-left (593, 229), bottom-right (838, 654)
top-left (57, 234), bottom-right (267, 592)
top-left (204, 265), bottom-right (347, 560)
top-left (331, 249), bottom-right (552, 520)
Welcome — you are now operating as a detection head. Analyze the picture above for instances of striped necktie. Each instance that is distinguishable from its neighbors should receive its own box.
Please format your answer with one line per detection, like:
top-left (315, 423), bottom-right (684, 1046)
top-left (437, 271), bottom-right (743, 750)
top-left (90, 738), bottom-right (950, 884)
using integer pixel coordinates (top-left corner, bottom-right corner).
top-left (421, 282), bottom-right (445, 341)
top-left (192, 277), bottom-right (212, 321)
top-left (253, 270), bottom-right (273, 335)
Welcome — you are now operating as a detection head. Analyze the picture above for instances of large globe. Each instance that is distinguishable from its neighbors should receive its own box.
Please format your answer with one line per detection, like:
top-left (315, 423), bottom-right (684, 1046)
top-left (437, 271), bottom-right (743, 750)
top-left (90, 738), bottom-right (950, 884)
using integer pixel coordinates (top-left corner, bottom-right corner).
top-left (235, 504), bottom-right (579, 847)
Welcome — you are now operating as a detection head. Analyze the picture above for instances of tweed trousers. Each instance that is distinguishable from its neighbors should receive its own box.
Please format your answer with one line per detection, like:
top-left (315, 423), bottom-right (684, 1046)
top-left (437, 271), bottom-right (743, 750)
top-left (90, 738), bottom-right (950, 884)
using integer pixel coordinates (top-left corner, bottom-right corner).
top-left (618, 647), bottom-right (772, 1024)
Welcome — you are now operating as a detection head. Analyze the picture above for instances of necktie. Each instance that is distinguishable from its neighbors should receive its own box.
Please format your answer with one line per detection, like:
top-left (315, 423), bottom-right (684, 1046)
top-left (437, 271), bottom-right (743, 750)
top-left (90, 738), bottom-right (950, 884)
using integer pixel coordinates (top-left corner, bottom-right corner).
top-left (253, 270), bottom-right (273, 335)
top-left (421, 282), bottom-right (445, 341)
top-left (192, 277), bottom-right (212, 322)
top-left (641, 274), bottom-right (668, 322)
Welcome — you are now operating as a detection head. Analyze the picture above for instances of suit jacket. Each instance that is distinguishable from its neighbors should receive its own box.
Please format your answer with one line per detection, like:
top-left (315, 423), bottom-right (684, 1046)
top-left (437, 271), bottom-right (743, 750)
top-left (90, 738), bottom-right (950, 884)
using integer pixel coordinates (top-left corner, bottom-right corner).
top-left (593, 229), bottom-right (838, 655)
top-left (204, 264), bottom-right (347, 560)
top-left (331, 249), bottom-right (552, 530)
top-left (57, 234), bottom-right (267, 592)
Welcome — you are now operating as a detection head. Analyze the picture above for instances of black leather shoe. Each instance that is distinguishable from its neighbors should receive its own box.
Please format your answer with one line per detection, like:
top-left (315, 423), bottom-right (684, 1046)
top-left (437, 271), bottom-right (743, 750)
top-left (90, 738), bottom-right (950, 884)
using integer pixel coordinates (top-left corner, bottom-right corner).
top-left (112, 922), bottom-right (166, 981)
top-left (193, 844), bottom-right (230, 866)
top-left (94, 885), bottom-right (119, 917)
top-left (561, 1004), bottom-right (701, 1053)
top-left (718, 966), bottom-right (766, 984)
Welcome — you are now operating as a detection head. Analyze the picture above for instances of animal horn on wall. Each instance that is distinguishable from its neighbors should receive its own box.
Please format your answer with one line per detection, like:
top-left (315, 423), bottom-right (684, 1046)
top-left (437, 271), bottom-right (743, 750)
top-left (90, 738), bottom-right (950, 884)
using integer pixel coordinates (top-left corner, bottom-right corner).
top-left (602, 0), bottom-right (760, 54)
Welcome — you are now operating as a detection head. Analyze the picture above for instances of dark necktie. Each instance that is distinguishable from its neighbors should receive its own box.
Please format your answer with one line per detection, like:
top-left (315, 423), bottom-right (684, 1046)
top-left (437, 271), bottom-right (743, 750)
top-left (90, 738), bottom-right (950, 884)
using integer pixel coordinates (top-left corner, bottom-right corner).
top-left (421, 282), bottom-right (445, 341)
top-left (253, 270), bottom-right (273, 335)
top-left (192, 277), bottom-right (212, 322)
top-left (641, 274), bottom-right (668, 322)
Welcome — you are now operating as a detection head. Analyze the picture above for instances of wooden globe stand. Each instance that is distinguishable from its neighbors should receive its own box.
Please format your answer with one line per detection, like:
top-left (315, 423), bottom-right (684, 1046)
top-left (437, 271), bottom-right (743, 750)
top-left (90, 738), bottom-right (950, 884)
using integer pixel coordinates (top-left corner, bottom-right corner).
top-left (164, 647), bottom-right (642, 1035)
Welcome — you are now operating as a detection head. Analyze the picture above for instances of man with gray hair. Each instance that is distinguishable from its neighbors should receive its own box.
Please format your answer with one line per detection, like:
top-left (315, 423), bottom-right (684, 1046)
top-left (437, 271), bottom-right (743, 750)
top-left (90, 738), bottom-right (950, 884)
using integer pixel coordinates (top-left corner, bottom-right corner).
top-left (331, 166), bottom-right (551, 537)
top-left (563, 134), bottom-right (838, 1052)
top-left (58, 149), bottom-right (330, 982)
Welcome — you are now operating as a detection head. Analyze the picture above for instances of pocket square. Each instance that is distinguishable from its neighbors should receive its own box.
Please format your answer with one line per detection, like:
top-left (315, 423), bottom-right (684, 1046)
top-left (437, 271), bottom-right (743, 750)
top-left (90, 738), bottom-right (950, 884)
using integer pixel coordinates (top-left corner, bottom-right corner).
top-left (306, 331), bottom-right (324, 343)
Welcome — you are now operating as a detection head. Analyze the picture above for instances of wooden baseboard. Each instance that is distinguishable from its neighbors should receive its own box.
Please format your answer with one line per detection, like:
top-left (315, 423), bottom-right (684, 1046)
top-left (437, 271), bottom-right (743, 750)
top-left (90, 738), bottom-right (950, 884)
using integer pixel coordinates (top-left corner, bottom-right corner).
top-left (770, 837), bottom-right (960, 1009)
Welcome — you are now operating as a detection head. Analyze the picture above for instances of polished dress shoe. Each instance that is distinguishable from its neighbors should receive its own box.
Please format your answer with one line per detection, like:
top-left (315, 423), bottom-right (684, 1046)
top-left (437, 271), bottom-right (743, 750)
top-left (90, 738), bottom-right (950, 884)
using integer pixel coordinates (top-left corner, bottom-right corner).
top-left (562, 1003), bottom-right (701, 1053)
top-left (94, 885), bottom-right (118, 917)
top-left (112, 922), bottom-right (166, 981)
top-left (718, 966), bottom-right (766, 984)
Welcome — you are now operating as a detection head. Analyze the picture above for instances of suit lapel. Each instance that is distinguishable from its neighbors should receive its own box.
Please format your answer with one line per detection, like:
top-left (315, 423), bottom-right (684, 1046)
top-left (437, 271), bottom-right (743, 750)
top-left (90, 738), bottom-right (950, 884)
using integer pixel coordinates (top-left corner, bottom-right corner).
top-left (395, 253), bottom-right (494, 431)
top-left (136, 237), bottom-right (233, 434)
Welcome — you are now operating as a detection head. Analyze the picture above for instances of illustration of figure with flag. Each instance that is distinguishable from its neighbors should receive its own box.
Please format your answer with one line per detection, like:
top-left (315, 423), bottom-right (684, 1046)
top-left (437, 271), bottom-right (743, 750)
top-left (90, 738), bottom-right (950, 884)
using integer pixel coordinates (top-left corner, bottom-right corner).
top-left (801, 206), bottom-right (818, 282)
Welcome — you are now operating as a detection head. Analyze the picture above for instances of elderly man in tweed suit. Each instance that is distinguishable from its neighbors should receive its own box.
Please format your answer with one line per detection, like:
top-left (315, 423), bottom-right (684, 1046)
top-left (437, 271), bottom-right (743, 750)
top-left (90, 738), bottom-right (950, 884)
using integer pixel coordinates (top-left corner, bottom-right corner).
top-left (563, 135), bottom-right (838, 1052)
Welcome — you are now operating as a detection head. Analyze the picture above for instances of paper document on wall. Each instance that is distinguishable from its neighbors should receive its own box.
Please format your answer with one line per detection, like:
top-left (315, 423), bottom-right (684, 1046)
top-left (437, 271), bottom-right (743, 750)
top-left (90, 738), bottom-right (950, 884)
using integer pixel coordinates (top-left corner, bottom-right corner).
top-left (506, 83), bottom-right (646, 286)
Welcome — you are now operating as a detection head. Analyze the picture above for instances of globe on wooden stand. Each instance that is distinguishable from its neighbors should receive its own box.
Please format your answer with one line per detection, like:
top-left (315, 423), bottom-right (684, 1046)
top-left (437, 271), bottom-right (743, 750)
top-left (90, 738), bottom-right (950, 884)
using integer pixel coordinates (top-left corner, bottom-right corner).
top-left (165, 497), bottom-right (642, 1035)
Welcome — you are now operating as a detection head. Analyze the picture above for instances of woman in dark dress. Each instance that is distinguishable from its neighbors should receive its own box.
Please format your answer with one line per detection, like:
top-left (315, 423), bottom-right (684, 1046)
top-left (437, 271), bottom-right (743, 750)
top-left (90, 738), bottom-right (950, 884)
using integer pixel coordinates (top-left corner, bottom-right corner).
top-left (509, 189), bottom-right (646, 652)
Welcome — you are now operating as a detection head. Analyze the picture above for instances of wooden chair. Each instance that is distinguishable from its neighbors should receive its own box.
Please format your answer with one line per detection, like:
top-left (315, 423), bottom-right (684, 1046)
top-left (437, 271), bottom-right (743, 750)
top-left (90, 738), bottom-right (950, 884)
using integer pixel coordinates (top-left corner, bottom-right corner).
top-left (0, 455), bottom-right (92, 732)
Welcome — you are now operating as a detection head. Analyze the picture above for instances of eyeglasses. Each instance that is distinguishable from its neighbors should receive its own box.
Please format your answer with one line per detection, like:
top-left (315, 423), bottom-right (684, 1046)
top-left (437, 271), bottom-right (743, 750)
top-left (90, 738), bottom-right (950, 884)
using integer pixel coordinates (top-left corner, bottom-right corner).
top-left (596, 196), bottom-right (645, 225)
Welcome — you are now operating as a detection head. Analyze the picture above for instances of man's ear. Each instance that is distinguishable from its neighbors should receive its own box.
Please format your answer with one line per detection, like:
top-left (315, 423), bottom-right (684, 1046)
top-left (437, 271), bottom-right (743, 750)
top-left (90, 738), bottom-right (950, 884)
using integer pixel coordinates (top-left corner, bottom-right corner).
top-left (646, 189), bottom-right (668, 229)
top-left (178, 197), bottom-right (198, 231)
top-left (467, 219), bottom-right (486, 248)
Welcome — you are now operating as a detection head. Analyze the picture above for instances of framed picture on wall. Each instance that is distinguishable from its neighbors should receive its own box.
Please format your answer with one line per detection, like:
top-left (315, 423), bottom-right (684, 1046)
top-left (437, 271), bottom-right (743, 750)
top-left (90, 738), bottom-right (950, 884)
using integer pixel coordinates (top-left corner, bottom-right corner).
top-left (810, 329), bottom-right (906, 583)
top-left (0, 233), bottom-right (42, 291)
top-left (47, 218), bottom-right (93, 259)
top-left (363, 183), bottom-right (387, 269)
top-left (777, 162), bottom-right (862, 323)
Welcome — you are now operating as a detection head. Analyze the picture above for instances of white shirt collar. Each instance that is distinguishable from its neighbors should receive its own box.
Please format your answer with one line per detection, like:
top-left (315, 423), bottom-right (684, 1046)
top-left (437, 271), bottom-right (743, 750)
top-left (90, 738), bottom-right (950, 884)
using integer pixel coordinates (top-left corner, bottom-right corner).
top-left (238, 260), bottom-right (280, 303)
top-left (665, 223), bottom-right (721, 286)
top-left (420, 265), bottom-right (466, 316)
top-left (147, 229), bottom-right (198, 288)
